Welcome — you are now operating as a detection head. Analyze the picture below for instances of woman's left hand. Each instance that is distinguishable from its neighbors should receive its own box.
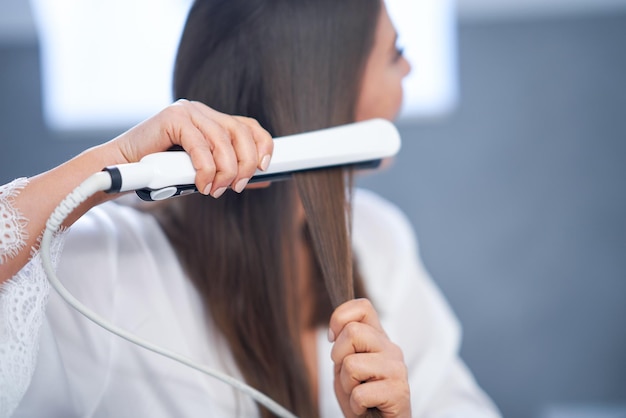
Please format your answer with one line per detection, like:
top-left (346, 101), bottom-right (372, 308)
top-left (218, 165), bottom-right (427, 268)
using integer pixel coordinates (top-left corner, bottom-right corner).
top-left (328, 298), bottom-right (412, 417)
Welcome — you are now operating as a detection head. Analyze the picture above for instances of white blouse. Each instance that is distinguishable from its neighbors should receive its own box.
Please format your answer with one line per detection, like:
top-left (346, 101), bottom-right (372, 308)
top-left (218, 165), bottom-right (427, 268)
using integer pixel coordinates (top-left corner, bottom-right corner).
top-left (0, 180), bottom-right (500, 417)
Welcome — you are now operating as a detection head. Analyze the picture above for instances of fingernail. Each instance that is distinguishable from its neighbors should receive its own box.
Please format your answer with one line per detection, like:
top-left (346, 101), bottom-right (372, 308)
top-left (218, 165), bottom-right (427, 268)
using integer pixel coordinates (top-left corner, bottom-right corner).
top-left (327, 328), bottom-right (335, 343)
top-left (202, 183), bottom-right (212, 196)
top-left (212, 186), bottom-right (227, 199)
top-left (234, 178), bottom-right (249, 193)
top-left (260, 154), bottom-right (271, 171)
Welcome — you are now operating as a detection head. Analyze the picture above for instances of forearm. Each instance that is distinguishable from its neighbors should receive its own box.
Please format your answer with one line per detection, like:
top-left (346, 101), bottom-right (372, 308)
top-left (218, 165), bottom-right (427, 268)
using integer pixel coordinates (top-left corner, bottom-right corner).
top-left (0, 142), bottom-right (126, 284)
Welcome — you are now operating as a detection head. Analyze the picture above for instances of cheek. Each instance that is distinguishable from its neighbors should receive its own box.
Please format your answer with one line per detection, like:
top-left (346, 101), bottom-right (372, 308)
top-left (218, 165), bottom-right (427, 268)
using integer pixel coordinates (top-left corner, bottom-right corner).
top-left (355, 74), bottom-right (404, 121)
top-left (387, 79), bottom-right (404, 114)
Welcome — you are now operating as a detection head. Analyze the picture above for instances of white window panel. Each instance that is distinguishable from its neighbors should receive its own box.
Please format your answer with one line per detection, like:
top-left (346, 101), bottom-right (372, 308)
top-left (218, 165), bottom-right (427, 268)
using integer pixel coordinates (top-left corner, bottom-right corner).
top-left (387, 0), bottom-right (458, 121)
top-left (30, 0), bottom-right (193, 131)
top-left (31, 0), bottom-right (457, 131)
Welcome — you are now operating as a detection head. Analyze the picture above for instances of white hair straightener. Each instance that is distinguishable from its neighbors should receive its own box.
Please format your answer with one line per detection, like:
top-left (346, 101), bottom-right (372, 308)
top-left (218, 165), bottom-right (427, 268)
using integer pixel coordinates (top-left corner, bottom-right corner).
top-left (40, 118), bottom-right (401, 418)
top-left (101, 118), bottom-right (401, 201)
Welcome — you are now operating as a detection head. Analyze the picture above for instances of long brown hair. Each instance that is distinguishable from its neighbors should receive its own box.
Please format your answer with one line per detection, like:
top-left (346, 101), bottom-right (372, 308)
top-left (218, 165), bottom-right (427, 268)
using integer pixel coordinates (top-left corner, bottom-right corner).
top-left (151, 0), bottom-right (381, 416)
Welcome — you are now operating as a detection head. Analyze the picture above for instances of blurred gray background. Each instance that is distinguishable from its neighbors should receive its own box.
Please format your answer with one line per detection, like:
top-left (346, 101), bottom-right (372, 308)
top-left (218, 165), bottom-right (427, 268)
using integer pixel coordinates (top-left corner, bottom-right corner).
top-left (1, 1), bottom-right (625, 417)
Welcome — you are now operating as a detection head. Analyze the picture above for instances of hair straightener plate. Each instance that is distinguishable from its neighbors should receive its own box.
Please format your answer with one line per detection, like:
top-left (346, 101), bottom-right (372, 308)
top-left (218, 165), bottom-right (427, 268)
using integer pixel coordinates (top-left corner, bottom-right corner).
top-left (102, 118), bottom-right (401, 201)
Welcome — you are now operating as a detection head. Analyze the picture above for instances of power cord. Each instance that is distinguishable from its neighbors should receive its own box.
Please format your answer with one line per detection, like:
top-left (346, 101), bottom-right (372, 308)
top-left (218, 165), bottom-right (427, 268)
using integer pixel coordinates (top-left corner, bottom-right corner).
top-left (39, 171), bottom-right (298, 418)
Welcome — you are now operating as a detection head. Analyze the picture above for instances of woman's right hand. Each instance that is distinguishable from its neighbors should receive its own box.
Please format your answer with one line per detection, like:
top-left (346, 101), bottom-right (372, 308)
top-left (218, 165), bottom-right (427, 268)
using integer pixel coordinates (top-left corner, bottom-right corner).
top-left (108, 99), bottom-right (273, 198)
top-left (0, 100), bottom-right (273, 283)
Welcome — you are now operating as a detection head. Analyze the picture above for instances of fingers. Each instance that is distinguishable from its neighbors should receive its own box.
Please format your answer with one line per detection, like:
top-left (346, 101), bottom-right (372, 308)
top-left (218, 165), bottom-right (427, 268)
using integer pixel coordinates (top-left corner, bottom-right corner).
top-left (329, 299), bottom-right (411, 417)
top-left (167, 99), bottom-right (273, 197)
top-left (330, 321), bottom-right (391, 367)
top-left (347, 379), bottom-right (410, 417)
top-left (233, 115), bottom-right (274, 171)
top-left (328, 298), bottom-right (385, 343)
top-left (336, 352), bottom-right (407, 396)
top-left (109, 99), bottom-right (272, 198)
top-left (172, 103), bottom-right (228, 197)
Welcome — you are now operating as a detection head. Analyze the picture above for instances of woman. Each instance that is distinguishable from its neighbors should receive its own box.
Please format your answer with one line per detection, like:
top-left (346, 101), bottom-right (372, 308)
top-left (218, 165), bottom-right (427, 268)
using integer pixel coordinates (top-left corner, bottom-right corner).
top-left (0, 0), bottom-right (500, 416)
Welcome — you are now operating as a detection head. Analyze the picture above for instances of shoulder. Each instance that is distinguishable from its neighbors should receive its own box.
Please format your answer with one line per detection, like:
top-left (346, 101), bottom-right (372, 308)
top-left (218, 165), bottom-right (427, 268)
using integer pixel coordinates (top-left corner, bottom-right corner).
top-left (352, 189), bottom-right (423, 314)
top-left (58, 198), bottom-right (174, 314)
top-left (353, 187), bottom-right (416, 246)
top-left (352, 188), bottom-right (421, 293)
top-left (351, 187), bottom-right (461, 343)
top-left (63, 198), bottom-right (171, 264)
top-left (67, 198), bottom-right (158, 242)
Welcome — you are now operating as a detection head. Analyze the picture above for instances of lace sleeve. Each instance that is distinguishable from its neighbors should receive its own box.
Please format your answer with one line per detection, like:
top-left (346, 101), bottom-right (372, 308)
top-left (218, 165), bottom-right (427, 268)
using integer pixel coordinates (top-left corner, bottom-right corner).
top-left (0, 178), bottom-right (29, 264)
top-left (0, 179), bottom-right (68, 418)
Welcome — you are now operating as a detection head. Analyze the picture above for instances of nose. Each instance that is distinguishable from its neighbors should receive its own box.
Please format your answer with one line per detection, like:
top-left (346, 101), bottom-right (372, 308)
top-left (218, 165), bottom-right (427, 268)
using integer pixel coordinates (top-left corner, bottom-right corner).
top-left (402, 56), bottom-right (412, 78)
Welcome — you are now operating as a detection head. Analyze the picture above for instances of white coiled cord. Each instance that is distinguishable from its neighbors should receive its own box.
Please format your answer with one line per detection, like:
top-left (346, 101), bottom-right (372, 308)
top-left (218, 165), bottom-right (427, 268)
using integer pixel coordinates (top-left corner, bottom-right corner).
top-left (39, 172), bottom-right (297, 418)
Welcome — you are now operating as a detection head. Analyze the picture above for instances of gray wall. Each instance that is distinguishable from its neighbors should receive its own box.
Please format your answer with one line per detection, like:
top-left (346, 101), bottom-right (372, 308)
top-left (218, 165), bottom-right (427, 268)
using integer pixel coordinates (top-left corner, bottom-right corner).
top-left (359, 12), bottom-right (626, 418)
top-left (2, 10), bottom-right (626, 418)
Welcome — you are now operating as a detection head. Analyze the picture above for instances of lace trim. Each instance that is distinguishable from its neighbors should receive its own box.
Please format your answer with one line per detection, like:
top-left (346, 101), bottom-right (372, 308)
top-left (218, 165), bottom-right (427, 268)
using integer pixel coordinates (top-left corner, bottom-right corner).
top-left (0, 229), bottom-right (68, 417)
top-left (0, 178), bottom-right (29, 264)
